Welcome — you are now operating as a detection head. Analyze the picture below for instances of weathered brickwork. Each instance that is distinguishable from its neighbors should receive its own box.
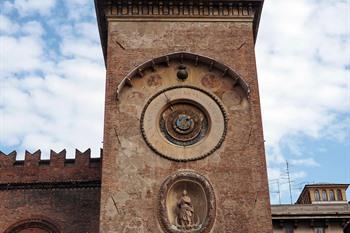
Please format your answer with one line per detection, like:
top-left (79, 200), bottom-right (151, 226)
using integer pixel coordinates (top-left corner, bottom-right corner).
top-left (0, 150), bottom-right (101, 233)
top-left (0, 149), bottom-right (101, 183)
top-left (0, 188), bottom-right (101, 233)
top-left (97, 1), bottom-right (272, 232)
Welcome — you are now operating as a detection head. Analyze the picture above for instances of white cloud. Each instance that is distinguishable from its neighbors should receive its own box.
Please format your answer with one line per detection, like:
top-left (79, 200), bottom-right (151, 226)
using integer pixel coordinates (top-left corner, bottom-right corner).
top-left (0, 18), bottom-right (48, 75)
top-left (258, 0), bottom-right (349, 203)
top-left (0, 14), bottom-right (19, 34)
top-left (0, 1), bottom-right (104, 158)
top-left (60, 38), bottom-right (102, 61)
top-left (22, 21), bottom-right (44, 37)
top-left (322, 116), bottom-right (350, 142)
top-left (74, 22), bottom-right (101, 43)
top-left (290, 158), bottom-right (320, 167)
top-left (1, 66), bottom-right (105, 158)
top-left (3, 0), bottom-right (57, 16)
top-left (257, 0), bottom-right (350, 154)
top-left (63, 0), bottom-right (94, 21)
top-left (0, 35), bottom-right (45, 74)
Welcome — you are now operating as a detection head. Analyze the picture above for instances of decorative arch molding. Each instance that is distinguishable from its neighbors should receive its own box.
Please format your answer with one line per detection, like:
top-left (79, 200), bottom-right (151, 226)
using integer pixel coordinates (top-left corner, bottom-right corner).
top-left (116, 52), bottom-right (250, 100)
top-left (4, 217), bottom-right (60, 233)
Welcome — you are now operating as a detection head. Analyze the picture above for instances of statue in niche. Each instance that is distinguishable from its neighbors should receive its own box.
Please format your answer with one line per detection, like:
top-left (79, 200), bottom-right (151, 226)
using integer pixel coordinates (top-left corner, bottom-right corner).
top-left (176, 190), bottom-right (198, 229)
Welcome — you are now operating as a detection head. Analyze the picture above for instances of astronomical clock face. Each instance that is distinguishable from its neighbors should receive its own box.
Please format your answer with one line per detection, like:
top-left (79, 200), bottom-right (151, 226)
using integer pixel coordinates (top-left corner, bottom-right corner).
top-left (141, 85), bottom-right (227, 161)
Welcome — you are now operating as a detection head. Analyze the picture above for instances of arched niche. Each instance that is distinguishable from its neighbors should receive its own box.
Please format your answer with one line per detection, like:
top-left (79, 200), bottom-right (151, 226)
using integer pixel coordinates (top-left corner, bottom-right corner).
top-left (4, 218), bottom-right (60, 233)
top-left (116, 52), bottom-right (250, 101)
top-left (159, 171), bottom-right (216, 233)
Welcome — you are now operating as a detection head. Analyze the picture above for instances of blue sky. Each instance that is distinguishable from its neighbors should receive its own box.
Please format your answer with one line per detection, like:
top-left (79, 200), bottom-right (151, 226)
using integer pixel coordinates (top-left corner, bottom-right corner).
top-left (0, 0), bottom-right (349, 204)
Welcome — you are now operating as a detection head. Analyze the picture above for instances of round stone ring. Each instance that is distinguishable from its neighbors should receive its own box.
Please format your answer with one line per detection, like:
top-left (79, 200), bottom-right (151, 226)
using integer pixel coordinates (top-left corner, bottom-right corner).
top-left (140, 85), bottom-right (227, 161)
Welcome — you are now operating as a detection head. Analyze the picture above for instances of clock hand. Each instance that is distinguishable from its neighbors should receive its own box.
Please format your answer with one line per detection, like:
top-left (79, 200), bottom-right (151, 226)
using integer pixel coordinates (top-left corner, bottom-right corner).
top-left (163, 93), bottom-right (175, 112)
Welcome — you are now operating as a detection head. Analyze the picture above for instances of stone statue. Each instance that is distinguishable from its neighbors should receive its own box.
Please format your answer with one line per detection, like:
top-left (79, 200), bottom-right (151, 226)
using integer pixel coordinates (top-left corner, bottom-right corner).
top-left (177, 190), bottom-right (195, 228)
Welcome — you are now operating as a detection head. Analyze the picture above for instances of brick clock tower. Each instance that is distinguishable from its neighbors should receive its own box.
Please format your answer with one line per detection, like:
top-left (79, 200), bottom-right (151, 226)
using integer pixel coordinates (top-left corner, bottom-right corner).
top-left (95, 0), bottom-right (271, 232)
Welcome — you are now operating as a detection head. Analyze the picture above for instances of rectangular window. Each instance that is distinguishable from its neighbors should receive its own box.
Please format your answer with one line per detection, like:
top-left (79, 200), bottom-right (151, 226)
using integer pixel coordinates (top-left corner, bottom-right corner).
top-left (337, 189), bottom-right (343, 201)
top-left (314, 227), bottom-right (325, 233)
top-left (322, 190), bottom-right (328, 201)
top-left (329, 190), bottom-right (335, 201)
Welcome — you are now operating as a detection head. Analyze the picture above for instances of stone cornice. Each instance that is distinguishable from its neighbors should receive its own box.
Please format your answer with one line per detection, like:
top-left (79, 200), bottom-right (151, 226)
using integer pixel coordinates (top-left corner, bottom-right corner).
top-left (0, 180), bottom-right (101, 190)
top-left (271, 204), bottom-right (350, 219)
top-left (106, 1), bottom-right (256, 18)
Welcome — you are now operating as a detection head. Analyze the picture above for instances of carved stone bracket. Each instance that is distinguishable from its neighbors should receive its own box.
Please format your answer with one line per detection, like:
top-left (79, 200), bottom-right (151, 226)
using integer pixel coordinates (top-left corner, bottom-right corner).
top-left (159, 171), bottom-right (216, 233)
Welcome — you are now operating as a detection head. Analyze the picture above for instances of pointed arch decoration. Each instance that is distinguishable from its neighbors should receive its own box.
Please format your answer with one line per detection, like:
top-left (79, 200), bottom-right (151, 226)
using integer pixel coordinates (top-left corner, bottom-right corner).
top-left (116, 52), bottom-right (250, 101)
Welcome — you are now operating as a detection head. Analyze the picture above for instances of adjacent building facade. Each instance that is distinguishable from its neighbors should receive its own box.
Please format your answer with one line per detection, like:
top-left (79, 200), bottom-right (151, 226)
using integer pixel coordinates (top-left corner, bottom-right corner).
top-left (296, 184), bottom-right (349, 205)
top-left (272, 184), bottom-right (350, 233)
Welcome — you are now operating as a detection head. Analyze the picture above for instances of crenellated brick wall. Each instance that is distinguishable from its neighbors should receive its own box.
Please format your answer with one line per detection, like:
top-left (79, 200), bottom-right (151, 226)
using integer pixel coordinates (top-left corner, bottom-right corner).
top-left (0, 149), bottom-right (102, 233)
top-left (0, 149), bottom-right (101, 184)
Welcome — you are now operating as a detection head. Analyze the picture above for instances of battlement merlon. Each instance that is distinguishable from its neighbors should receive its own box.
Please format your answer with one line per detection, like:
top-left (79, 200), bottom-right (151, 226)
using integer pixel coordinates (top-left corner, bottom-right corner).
top-left (94, 0), bottom-right (264, 64)
top-left (0, 149), bottom-right (101, 185)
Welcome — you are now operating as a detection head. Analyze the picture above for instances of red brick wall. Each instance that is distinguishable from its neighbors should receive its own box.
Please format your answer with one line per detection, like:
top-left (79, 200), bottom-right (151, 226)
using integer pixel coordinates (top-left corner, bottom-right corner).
top-left (100, 8), bottom-right (272, 233)
top-left (0, 149), bottom-right (101, 183)
top-left (0, 149), bottom-right (102, 233)
top-left (0, 188), bottom-right (101, 233)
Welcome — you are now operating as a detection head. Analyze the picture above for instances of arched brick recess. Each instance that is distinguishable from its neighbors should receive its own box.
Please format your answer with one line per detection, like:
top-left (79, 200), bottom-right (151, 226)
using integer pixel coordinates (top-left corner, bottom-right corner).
top-left (4, 218), bottom-right (60, 233)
